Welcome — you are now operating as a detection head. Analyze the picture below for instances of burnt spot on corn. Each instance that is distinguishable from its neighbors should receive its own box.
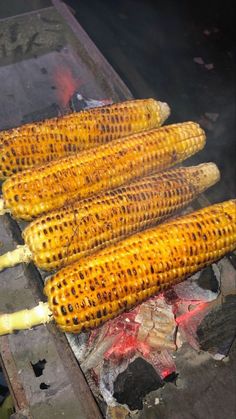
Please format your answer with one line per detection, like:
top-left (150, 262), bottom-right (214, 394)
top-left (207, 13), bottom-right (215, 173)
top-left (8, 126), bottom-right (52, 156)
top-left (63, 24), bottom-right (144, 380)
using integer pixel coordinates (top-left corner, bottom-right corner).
top-left (73, 317), bottom-right (79, 325)
top-left (61, 306), bottom-right (67, 315)
top-left (52, 297), bottom-right (58, 305)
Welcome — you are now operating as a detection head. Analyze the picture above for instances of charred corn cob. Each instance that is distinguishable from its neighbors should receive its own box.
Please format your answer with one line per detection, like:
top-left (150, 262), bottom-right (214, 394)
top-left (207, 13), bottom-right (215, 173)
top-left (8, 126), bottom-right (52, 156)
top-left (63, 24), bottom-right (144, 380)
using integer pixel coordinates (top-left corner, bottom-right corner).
top-left (0, 163), bottom-right (220, 271)
top-left (0, 98), bottom-right (170, 179)
top-left (0, 199), bottom-right (235, 335)
top-left (0, 122), bottom-right (206, 220)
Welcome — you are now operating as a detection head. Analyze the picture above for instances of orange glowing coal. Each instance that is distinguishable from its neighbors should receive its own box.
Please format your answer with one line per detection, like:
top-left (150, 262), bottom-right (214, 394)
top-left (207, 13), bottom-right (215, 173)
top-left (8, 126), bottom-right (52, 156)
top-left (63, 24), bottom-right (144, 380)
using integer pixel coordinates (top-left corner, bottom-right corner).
top-left (54, 67), bottom-right (82, 107)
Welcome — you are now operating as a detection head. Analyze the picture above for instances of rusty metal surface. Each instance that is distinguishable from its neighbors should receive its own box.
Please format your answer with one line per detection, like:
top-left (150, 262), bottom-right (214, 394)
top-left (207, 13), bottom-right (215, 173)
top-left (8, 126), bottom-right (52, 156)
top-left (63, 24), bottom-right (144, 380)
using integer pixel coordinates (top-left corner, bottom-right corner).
top-left (0, 2), bottom-right (132, 418)
top-left (0, 4), bottom-right (131, 130)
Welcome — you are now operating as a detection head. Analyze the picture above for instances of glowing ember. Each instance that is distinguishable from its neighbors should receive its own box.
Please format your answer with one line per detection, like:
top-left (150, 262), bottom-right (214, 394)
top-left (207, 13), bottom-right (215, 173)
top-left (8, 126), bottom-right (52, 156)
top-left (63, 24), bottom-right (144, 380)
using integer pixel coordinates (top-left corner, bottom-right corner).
top-left (175, 302), bottom-right (209, 325)
top-left (54, 67), bottom-right (82, 107)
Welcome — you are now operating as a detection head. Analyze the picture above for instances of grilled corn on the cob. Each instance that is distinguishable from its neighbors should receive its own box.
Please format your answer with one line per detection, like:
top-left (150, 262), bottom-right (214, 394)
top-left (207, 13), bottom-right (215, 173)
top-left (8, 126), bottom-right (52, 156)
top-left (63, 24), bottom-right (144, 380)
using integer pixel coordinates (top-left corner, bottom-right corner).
top-left (0, 163), bottom-right (220, 271)
top-left (0, 98), bottom-right (170, 179)
top-left (0, 122), bottom-right (206, 220)
top-left (0, 199), bottom-right (235, 335)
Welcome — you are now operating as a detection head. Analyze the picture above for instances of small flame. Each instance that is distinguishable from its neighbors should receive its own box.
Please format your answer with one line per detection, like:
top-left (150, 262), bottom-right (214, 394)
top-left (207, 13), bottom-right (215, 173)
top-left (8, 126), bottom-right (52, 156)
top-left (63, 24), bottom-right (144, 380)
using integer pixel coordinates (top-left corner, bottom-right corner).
top-left (54, 67), bottom-right (82, 107)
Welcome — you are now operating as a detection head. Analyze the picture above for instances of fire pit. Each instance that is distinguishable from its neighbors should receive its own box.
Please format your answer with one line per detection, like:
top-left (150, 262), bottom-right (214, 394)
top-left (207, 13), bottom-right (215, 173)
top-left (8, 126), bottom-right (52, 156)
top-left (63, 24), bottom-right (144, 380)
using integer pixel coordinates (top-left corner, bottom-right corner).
top-left (66, 247), bottom-right (236, 416)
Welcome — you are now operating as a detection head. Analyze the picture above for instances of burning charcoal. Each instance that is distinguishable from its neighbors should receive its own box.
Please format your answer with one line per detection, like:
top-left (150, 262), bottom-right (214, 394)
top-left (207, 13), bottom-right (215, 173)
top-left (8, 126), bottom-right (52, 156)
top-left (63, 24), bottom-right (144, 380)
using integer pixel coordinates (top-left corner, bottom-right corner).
top-left (176, 302), bottom-right (212, 350)
top-left (113, 358), bottom-right (163, 410)
top-left (80, 333), bottom-right (117, 372)
top-left (136, 296), bottom-right (176, 351)
top-left (196, 265), bottom-right (220, 293)
top-left (163, 371), bottom-right (179, 384)
top-left (197, 295), bottom-right (236, 356)
top-left (147, 350), bottom-right (177, 379)
top-left (174, 265), bottom-right (220, 302)
top-left (104, 334), bottom-right (149, 361)
top-left (70, 92), bottom-right (113, 112)
top-left (99, 357), bottom-right (132, 407)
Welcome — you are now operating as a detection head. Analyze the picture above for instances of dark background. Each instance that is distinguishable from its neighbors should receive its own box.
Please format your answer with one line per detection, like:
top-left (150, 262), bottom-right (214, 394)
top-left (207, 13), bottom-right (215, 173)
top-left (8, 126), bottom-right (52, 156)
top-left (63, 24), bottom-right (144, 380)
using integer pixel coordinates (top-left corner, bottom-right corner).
top-left (65, 0), bottom-right (235, 201)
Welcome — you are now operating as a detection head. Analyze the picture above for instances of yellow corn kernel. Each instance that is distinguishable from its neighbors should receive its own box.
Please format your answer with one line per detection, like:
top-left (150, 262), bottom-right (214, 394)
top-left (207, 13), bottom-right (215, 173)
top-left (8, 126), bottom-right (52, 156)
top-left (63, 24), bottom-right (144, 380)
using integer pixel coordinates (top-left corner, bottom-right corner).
top-left (1, 122), bottom-right (206, 220)
top-left (0, 98), bottom-right (170, 178)
top-left (43, 199), bottom-right (236, 333)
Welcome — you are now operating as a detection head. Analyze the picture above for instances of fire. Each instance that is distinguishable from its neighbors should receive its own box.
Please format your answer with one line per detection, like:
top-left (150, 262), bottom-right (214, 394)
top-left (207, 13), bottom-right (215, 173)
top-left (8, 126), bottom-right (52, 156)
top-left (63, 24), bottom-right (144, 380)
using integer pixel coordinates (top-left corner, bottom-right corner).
top-left (175, 302), bottom-right (208, 325)
top-left (53, 67), bottom-right (82, 107)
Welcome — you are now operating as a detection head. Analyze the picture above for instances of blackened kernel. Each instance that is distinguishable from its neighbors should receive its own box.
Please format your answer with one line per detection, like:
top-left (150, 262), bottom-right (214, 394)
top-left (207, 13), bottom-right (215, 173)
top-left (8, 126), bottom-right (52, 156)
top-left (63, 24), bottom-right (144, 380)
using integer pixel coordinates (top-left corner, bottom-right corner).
top-left (52, 297), bottom-right (58, 305)
top-left (73, 317), bottom-right (79, 325)
top-left (61, 306), bottom-right (67, 315)
top-left (79, 272), bottom-right (84, 280)
top-left (68, 304), bottom-right (73, 312)
top-left (97, 310), bottom-right (102, 319)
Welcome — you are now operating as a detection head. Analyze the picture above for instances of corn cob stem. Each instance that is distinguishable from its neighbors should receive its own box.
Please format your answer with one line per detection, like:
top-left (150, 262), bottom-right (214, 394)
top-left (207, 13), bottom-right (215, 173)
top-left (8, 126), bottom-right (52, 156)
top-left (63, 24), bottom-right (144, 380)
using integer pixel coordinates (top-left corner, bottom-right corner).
top-left (0, 302), bottom-right (52, 335)
top-left (0, 163), bottom-right (220, 271)
top-left (159, 102), bottom-right (170, 122)
top-left (0, 199), bottom-right (235, 336)
top-left (0, 245), bottom-right (32, 271)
